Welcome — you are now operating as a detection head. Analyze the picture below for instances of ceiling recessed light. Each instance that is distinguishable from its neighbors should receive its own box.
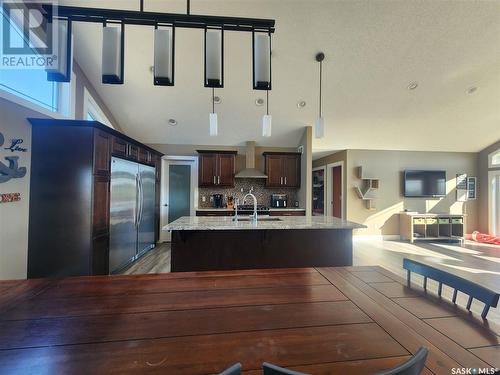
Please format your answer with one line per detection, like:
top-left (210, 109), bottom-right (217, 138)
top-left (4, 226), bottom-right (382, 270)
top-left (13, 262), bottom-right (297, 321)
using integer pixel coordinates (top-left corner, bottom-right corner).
top-left (407, 82), bottom-right (418, 90)
top-left (467, 86), bottom-right (477, 94)
top-left (297, 100), bottom-right (306, 108)
top-left (255, 98), bottom-right (265, 106)
top-left (168, 119), bottom-right (177, 126)
top-left (214, 96), bottom-right (222, 104)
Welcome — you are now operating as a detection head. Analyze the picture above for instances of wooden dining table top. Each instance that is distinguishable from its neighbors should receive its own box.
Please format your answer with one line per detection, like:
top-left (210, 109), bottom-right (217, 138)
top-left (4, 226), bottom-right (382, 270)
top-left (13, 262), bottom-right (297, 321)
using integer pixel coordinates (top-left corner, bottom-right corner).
top-left (0, 266), bottom-right (498, 375)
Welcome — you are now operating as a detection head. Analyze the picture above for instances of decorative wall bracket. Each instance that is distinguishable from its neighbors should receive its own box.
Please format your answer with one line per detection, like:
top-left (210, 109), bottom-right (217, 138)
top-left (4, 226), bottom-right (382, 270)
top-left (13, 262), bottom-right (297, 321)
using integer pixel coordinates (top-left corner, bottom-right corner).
top-left (354, 166), bottom-right (379, 210)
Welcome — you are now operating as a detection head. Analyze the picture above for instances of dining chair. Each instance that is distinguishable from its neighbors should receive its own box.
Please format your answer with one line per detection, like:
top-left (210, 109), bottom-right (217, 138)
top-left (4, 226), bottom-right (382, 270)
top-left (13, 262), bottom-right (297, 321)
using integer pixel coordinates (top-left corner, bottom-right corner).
top-left (374, 347), bottom-right (428, 375)
top-left (218, 363), bottom-right (242, 375)
top-left (263, 362), bottom-right (309, 375)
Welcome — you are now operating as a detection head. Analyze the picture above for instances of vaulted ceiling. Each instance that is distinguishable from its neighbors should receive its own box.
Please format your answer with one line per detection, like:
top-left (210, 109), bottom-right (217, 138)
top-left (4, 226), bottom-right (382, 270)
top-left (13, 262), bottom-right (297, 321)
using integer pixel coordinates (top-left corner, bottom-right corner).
top-left (63, 0), bottom-right (500, 153)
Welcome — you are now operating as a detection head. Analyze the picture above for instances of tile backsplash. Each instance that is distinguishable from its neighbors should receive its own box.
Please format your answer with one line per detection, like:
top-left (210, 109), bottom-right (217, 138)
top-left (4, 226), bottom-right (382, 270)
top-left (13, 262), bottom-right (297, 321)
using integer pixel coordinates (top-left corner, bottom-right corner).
top-left (199, 179), bottom-right (299, 208)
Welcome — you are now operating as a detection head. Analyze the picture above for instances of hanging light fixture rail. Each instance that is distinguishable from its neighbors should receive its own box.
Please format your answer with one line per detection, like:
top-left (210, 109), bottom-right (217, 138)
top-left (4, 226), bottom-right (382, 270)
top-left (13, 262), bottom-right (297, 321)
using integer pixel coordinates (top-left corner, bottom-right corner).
top-left (45, 5), bottom-right (275, 33)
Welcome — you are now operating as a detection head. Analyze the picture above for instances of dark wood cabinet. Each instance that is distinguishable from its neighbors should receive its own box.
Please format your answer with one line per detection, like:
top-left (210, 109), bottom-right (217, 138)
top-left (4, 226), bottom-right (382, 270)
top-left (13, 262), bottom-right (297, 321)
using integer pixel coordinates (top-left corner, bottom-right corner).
top-left (196, 210), bottom-right (234, 217)
top-left (111, 136), bottom-right (154, 165)
top-left (92, 175), bottom-right (110, 236)
top-left (139, 148), bottom-right (151, 164)
top-left (265, 154), bottom-right (283, 187)
top-left (93, 130), bottom-right (111, 175)
top-left (128, 144), bottom-right (138, 160)
top-left (27, 119), bottom-right (163, 278)
top-left (269, 210), bottom-right (306, 216)
top-left (199, 153), bottom-right (218, 187)
top-left (197, 150), bottom-right (236, 187)
top-left (217, 154), bottom-right (235, 186)
top-left (264, 152), bottom-right (301, 188)
top-left (111, 136), bottom-right (127, 157)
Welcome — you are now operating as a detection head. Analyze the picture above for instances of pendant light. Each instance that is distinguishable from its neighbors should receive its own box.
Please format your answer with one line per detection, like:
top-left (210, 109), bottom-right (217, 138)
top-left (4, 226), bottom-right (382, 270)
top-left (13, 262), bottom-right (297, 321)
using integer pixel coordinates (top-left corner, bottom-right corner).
top-left (204, 28), bottom-right (223, 88)
top-left (253, 30), bottom-right (271, 90)
top-left (209, 88), bottom-right (218, 136)
top-left (262, 89), bottom-right (272, 137)
top-left (46, 18), bottom-right (72, 82)
top-left (153, 25), bottom-right (175, 86)
top-left (315, 52), bottom-right (325, 139)
top-left (102, 22), bottom-right (124, 84)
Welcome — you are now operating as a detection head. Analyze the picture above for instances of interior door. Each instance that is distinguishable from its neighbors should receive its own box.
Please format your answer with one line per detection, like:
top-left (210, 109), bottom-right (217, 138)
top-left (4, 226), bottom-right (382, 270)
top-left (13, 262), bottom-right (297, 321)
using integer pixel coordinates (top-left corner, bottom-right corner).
top-left (137, 164), bottom-right (156, 256)
top-left (332, 166), bottom-right (342, 218)
top-left (161, 159), bottom-right (194, 242)
top-left (217, 154), bottom-right (234, 186)
top-left (109, 157), bottom-right (138, 273)
top-left (283, 155), bottom-right (299, 187)
top-left (266, 155), bottom-right (283, 187)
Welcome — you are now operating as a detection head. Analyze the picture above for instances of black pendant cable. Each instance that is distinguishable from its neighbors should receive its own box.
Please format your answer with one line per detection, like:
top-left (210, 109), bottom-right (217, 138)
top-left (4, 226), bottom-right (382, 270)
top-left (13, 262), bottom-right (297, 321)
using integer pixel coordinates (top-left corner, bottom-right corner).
top-left (212, 87), bottom-right (215, 113)
top-left (315, 52), bottom-right (325, 138)
top-left (262, 85), bottom-right (272, 137)
top-left (266, 89), bottom-right (269, 117)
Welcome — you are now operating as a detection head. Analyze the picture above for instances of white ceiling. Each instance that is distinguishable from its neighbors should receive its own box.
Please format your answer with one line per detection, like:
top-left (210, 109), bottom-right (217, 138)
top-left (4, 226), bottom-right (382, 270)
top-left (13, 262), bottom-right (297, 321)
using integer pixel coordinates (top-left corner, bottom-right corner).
top-left (63, 0), bottom-right (500, 153)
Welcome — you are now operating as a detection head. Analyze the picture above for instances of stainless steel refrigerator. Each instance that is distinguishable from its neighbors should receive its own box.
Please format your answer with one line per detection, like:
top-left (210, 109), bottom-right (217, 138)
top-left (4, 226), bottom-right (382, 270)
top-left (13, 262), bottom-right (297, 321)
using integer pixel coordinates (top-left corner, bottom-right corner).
top-left (109, 157), bottom-right (156, 273)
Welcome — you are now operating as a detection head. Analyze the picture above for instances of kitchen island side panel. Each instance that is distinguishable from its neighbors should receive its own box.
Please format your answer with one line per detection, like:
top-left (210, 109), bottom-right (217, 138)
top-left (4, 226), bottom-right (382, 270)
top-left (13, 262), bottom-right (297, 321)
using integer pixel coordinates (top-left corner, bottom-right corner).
top-left (171, 229), bottom-right (353, 272)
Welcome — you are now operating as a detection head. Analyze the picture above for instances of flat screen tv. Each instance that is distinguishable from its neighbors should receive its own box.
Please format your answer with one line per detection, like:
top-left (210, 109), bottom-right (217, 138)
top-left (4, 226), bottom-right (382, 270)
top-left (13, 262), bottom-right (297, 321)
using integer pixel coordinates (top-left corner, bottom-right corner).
top-left (404, 170), bottom-right (446, 197)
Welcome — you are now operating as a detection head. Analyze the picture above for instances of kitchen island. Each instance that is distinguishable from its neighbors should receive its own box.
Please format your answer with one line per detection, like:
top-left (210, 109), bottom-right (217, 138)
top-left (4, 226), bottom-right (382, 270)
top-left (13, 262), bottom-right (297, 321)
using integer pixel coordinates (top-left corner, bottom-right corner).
top-left (164, 216), bottom-right (366, 272)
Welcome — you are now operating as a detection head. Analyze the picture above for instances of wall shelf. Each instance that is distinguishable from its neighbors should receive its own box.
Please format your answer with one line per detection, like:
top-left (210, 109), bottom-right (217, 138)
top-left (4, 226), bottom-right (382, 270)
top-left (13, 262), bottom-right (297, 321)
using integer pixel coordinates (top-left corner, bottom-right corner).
top-left (354, 166), bottom-right (379, 210)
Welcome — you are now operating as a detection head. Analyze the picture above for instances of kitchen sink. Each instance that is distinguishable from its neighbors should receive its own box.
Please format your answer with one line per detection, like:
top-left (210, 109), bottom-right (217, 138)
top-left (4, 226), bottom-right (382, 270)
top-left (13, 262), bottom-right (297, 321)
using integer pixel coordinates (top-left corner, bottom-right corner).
top-left (234, 217), bottom-right (282, 222)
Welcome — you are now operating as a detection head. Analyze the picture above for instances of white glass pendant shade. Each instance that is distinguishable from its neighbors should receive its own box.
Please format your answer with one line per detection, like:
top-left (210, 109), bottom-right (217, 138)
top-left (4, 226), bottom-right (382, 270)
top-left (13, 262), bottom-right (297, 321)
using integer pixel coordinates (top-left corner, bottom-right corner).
top-left (46, 19), bottom-right (71, 82)
top-left (315, 117), bottom-right (325, 139)
top-left (262, 114), bottom-right (272, 137)
top-left (102, 25), bottom-right (124, 84)
top-left (209, 112), bottom-right (218, 136)
top-left (254, 34), bottom-right (270, 89)
top-left (154, 28), bottom-right (173, 86)
top-left (205, 30), bottom-right (222, 87)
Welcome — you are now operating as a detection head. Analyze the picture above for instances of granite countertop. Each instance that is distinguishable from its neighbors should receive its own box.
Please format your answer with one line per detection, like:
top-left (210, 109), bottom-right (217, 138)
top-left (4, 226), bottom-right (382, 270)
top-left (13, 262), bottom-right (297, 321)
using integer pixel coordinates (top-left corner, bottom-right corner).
top-left (164, 216), bottom-right (366, 231)
top-left (196, 208), bottom-right (234, 211)
top-left (196, 208), bottom-right (306, 211)
top-left (269, 208), bottom-right (305, 211)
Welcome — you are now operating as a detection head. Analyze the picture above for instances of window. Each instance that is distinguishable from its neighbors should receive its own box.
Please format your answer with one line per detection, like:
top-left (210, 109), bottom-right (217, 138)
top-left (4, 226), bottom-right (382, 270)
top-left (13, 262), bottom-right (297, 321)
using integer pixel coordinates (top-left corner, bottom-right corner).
top-left (0, 7), bottom-right (74, 116)
top-left (83, 88), bottom-right (113, 128)
top-left (489, 149), bottom-right (500, 168)
top-left (0, 9), bottom-right (59, 111)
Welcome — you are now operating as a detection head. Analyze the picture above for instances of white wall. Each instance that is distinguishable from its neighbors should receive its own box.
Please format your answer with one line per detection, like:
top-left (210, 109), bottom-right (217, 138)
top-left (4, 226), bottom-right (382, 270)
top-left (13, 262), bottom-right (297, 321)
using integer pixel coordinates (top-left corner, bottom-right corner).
top-left (0, 61), bottom-right (120, 280)
top-left (0, 98), bottom-right (49, 279)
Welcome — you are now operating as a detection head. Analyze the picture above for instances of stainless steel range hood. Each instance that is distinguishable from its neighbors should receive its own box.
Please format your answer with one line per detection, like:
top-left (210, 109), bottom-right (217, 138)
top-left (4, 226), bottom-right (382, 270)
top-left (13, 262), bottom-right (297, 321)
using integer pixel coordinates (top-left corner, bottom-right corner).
top-left (235, 141), bottom-right (268, 179)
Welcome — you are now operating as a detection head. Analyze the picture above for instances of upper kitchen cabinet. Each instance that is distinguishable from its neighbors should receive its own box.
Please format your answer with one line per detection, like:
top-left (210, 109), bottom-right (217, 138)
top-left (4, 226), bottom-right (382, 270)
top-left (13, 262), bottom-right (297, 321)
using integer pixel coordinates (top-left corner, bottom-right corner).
top-left (197, 150), bottom-right (237, 187)
top-left (27, 119), bottom-right (163, 278)
top-left (263, 152), bottom-right (301, 188)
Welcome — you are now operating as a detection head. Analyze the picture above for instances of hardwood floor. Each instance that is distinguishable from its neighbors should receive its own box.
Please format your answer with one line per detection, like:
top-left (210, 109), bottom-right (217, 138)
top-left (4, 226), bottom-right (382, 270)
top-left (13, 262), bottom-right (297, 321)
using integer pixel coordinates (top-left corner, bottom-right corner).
top-left (353, 238), bottom-right (500, 324)
top-left (121, 242), bottom-right (171, 274)
top-left (1, 267), bottom-right (498, 374)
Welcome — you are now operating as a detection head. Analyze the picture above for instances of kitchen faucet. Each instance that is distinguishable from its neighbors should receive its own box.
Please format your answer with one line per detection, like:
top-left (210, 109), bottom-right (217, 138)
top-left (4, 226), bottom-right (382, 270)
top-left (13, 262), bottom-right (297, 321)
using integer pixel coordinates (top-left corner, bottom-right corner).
top-left (233, 198), bottom-right (240, 221)
top-left (242, 190), bottom-right (258, 222)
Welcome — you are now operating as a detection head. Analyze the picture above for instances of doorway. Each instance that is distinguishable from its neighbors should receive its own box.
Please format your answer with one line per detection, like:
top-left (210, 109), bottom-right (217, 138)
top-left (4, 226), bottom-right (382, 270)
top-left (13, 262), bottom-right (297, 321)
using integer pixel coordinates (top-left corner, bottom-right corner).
top-left (160, 157), bottom-right (198, 242)
top-left (326, 161), bottom-right (344, 219)
top-left (489, 170), bottom-right (500, 236)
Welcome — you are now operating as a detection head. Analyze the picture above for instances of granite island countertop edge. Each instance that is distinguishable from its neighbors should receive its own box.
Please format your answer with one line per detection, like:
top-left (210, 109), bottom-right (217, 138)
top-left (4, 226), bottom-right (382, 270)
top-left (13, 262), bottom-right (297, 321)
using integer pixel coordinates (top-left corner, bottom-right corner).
top-left (163, 216), bottom-right (366, 231)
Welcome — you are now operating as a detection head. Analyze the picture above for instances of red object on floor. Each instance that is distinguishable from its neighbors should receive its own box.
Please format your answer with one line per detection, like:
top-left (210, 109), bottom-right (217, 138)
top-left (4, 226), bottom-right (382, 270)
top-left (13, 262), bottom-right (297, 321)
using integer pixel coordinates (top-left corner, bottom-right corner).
top-left (471, 231), bottom-right (500, 245)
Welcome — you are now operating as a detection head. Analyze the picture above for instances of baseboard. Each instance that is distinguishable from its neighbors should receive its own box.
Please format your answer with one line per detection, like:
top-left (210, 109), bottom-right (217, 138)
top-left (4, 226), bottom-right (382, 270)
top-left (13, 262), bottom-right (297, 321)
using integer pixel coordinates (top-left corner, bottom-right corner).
top-left (353, 234), bottom-right (401, 241)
